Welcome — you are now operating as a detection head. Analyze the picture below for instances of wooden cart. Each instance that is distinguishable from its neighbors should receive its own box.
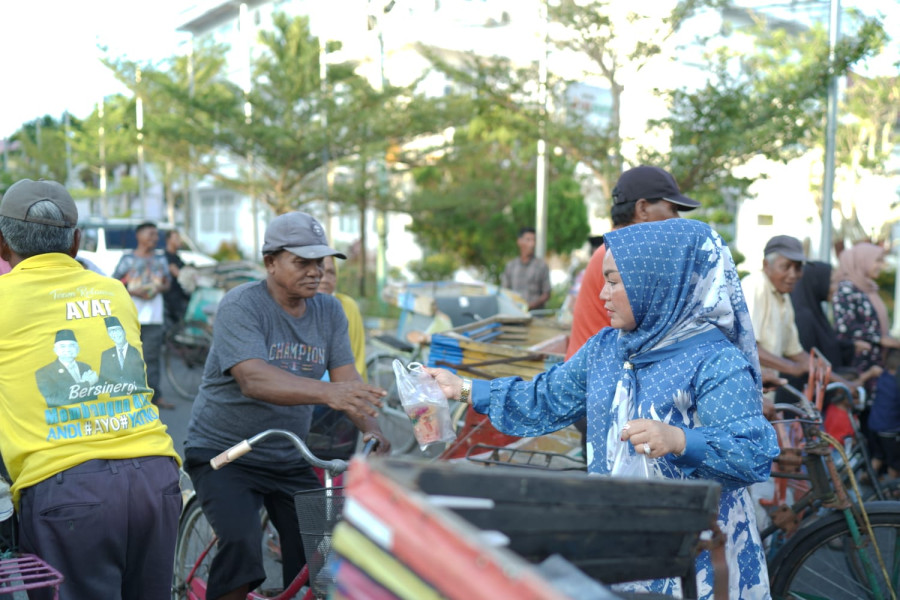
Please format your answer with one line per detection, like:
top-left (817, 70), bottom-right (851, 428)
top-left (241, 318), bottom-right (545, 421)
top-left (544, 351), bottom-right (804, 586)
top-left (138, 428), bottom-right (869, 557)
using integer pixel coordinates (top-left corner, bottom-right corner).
top-left (328, 457), bottom-right (723, 600)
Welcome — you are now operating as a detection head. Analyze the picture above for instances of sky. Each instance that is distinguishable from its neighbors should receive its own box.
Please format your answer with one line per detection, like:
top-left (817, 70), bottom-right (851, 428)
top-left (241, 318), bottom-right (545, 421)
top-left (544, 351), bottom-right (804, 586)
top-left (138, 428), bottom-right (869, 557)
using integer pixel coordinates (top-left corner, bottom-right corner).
top-left (0, 0), bottom-right (189, 139)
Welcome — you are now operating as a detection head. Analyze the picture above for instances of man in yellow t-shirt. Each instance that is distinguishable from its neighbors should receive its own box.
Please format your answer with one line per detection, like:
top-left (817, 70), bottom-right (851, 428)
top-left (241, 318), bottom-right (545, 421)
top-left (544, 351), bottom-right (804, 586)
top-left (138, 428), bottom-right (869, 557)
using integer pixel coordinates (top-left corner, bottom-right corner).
top-left (0, 179), bottom-right (181, 600)
top-left (319, 254), bottom-right (367, 380)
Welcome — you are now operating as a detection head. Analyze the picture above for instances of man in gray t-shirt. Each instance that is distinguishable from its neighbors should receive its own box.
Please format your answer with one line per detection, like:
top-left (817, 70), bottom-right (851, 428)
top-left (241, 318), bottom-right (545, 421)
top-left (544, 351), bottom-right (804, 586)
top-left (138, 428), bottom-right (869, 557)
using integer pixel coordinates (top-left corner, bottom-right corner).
top-left (184, 212), bottom-right (389, 600)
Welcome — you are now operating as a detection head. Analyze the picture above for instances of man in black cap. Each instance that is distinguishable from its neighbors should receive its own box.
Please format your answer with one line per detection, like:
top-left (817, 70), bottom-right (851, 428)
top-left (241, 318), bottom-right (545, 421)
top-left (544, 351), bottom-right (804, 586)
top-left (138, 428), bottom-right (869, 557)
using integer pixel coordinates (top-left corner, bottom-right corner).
top-left (99, 316), bottom-right (147, 388)
top-left (566, 165), bottom-right (700, 358)
top-left (34, 329), bottom-right (100, 407)
top-left (0, 178), bottom-right (181, 600)
top-left (183, 211), bottom-right (390, 600)
top-left (741, 234), bottom-right (810, 378)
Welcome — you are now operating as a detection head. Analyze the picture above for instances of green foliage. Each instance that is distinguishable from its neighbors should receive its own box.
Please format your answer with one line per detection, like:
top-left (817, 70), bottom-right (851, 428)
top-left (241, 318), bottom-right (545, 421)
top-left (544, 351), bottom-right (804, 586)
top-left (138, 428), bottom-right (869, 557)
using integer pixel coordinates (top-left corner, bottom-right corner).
top-left (876, 266), bottom-right (896, 319)
top-left (408, 253), bottom-right (459, 282)
top-left (638, 13), bottom-right (887, 219)
top-left (406, 117), bottom-right (589, 282)
top-left (212, 241), bottom-right (244, 262)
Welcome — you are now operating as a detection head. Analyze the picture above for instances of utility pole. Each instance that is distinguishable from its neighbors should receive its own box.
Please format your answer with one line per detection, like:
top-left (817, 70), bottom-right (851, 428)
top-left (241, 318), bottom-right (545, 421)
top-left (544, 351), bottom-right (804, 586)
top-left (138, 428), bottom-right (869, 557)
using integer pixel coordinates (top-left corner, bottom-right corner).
top-left (186, 37), bottom-right (196, 233)
top-left (64, 111), bottom-right (74, 188)
top-left (239, 3), bottom-right (258, 253)
top-left (371, 0), bottom-right (394, 306)
top-left (535, 0), bottom-right (550, 260)
top-left (136, 67), bottom-right (146, 218)
top-left (99, 97), bottom-right (108, 218)
top-left (320, 27), bottom-right (331, 242)
top-left (819, 0), bottom-right (840, 261)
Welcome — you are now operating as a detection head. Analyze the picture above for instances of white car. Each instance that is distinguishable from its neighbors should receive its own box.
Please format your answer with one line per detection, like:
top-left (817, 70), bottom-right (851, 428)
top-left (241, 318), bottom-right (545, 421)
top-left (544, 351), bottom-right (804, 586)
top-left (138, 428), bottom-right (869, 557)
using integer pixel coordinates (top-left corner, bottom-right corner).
top-left (76, 219), bottom-right (217, 277)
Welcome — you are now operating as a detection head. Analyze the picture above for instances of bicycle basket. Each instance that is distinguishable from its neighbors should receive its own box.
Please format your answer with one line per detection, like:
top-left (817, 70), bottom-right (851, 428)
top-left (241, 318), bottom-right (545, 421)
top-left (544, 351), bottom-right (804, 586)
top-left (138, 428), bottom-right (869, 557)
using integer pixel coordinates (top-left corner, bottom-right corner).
top-left (306, 407), bottom-right (357, 461)
top-left (294, 487), bottom-right (345, 598)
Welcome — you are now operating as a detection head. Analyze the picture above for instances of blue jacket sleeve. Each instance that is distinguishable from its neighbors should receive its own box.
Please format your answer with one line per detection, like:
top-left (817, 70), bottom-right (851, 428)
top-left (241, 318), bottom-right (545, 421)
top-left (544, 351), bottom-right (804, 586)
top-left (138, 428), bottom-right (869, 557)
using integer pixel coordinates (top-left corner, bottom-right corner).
top-left (469, 351), bottom-right (588, 437)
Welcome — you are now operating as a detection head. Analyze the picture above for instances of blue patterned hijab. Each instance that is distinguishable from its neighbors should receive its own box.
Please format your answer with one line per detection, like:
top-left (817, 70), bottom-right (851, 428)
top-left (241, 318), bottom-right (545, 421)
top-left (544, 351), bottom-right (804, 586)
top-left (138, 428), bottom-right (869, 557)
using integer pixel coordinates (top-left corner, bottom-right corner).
top-left (603, 219), bottom-right (761, 389)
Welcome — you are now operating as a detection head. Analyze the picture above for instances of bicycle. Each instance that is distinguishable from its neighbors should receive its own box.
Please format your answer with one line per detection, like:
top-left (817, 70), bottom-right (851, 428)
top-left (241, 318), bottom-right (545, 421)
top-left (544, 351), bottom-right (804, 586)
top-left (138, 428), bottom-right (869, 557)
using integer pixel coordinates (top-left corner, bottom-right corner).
top-left (0, 478), bottom-right (65, 599)
top-left (763, 384), bottom-right (900, 599)
top-left (171, 429), bottom-right (376, 600)
top-left (163, 318), bottom-right (213, 400)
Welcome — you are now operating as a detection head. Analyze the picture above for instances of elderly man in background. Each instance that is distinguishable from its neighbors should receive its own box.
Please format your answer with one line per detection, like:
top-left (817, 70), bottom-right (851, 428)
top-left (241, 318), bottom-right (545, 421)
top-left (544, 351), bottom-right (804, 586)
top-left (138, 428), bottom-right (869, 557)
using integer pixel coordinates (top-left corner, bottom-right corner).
top-left (741, 235), bottom-right (810, 380)
top-left (0, 178), bottom-right (181, 600)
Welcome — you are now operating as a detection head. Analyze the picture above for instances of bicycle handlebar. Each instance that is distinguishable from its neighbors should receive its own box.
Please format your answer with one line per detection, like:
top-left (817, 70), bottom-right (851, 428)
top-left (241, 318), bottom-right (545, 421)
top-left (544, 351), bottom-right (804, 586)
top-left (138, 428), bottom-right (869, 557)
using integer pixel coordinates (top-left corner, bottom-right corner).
top-left (774, 384), bottom-right (821, 422)
top-left (211, 429), bottom-right (353, 473)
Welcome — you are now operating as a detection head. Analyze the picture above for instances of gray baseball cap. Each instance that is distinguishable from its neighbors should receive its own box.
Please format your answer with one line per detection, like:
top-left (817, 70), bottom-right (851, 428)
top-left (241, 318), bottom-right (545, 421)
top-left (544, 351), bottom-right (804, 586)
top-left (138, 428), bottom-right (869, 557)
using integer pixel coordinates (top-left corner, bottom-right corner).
top-left (764, 235), bottom-right (806, 262)
top-left (0, 179), bottom-right (78, 228)
top-left (262, 212), bottom-right (346, 260)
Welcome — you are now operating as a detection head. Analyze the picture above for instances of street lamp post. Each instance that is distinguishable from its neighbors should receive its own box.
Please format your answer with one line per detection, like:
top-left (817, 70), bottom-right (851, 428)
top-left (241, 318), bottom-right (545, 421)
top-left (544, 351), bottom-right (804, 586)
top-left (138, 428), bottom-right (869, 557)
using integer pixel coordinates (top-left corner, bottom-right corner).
top-left (535, 0), bottom-right (550, 260)
top-left (819, 0), bottom-right (841, 261)
top-left (371, 0), bottom-right (394, 306)
top-left (99, 96), bottom-right (108, 218)
top-left (136, 67), bottom-right (146, 218)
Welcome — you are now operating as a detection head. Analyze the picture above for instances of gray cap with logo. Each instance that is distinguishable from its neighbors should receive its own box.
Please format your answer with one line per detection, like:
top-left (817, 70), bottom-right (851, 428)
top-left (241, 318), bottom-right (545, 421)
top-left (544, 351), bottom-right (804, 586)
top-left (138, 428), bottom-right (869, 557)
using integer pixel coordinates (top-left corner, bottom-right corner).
top-left (0, 179), bottom-right (77, 228)
top-left (262, 212), bottom-right (346, 260)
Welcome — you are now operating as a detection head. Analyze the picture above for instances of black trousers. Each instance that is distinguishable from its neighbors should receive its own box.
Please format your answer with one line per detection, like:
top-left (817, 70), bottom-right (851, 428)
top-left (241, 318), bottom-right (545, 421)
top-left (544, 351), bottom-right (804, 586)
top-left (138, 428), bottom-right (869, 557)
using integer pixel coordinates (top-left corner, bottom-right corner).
top-left (184, 448), bottom-right (322, 599)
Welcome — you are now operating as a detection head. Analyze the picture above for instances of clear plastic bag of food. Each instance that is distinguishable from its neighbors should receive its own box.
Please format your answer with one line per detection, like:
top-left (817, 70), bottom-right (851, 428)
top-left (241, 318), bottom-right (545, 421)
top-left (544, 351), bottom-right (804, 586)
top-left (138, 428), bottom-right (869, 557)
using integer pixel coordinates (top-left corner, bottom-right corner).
top-left (391, 359), bottom-right (456, 450)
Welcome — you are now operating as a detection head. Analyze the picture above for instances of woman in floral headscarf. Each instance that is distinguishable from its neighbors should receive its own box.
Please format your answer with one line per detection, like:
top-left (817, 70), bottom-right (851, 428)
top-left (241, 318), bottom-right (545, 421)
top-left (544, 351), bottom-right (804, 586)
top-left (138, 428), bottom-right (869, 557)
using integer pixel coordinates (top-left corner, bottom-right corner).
top-left (833, 243), bottom-right (900, 394)
top-left (427, 219), bottom-right (779, 599)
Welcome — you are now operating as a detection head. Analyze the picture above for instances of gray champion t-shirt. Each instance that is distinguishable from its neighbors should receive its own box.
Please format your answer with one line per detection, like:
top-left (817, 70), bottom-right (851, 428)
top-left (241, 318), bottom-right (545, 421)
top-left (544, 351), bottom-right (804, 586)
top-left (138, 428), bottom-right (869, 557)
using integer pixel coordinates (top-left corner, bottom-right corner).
top-left (185, 280), bottom-right (354, 465)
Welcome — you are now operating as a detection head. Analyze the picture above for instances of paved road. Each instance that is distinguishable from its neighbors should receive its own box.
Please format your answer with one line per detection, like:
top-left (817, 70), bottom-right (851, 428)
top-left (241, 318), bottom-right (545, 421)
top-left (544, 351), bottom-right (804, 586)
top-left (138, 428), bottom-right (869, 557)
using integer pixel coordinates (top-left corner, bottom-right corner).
top-left (155, 362), bottom-right (193, 461)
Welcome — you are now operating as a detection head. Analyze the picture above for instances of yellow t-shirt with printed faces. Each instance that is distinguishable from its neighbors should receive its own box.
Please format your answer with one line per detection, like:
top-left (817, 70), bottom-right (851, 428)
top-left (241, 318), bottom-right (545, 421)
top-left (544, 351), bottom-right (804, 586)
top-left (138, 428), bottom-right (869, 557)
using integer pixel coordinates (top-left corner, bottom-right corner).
top-left (0, 253), bottom-right (180, 505)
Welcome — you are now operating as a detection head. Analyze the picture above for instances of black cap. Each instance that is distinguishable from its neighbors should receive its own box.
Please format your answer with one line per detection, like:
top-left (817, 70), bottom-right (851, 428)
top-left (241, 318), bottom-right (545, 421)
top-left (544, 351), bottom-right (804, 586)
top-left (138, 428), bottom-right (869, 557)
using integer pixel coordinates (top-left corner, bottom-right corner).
top-left (764, 235), bottom-right (806, 262)
top-left (54, 329), bottom-right (77, 343)
top-left (612, 166), bottom-right (700, 211)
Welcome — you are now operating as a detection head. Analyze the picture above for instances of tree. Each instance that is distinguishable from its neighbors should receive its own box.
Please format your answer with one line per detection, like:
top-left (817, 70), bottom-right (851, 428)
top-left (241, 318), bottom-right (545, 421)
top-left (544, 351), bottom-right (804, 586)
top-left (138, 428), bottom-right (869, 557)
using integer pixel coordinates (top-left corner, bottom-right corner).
top-left (637, 12), bottom-right (887, 240)
top-left (104, 40), bottom-right (231, 226)
top-left (548, 0), bottom-right (725, 206)
top-left (406, 110), bottom-right (589, 282)
top-left (7, 116), bottom-right (70, 184)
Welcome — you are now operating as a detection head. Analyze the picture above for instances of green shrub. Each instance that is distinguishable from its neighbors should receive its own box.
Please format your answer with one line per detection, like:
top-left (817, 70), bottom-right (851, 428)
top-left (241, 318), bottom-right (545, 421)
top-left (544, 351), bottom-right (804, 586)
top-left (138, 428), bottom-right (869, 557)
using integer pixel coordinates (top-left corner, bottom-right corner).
top-left (408, 253), bottom-right (458, 282)
top-left (212, 241), bottom-right (243, 262)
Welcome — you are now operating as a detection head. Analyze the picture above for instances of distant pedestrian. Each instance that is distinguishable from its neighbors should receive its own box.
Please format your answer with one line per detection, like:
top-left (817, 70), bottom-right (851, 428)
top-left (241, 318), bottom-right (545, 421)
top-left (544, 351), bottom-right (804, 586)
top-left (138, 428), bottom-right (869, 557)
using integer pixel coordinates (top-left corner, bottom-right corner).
top-left (163, 229), bottom-right (192, 328)
top-left (501, 226), bottom-right (551, 311)
top-left (112, 222), bottom-right (174, 410)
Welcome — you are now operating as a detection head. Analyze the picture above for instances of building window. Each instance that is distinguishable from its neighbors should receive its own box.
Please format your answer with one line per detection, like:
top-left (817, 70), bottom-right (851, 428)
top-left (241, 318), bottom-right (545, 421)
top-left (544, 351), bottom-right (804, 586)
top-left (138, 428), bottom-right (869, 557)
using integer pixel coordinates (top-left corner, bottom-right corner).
top-left (200, 191), bottom-right (237, 234)
top-left (338, 213), bottom-right (359, 235)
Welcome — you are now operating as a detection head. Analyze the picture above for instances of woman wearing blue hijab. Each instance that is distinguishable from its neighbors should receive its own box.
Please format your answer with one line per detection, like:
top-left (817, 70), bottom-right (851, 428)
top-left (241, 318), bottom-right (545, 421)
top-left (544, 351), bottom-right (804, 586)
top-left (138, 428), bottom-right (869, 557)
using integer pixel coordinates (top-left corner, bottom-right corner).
top-left (428, 218), bottom-right (779, 599)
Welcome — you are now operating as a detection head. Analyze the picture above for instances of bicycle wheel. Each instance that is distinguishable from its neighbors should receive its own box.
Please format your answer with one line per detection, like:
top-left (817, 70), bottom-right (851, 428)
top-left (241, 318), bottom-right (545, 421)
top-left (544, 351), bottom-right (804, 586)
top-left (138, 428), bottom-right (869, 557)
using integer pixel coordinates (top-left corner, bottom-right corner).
top-left (165, 320), bottom-right (212, 400)
top-left (366, 354), bottom-right (419, 455)
top-left (172, 498), bottom-right (290, 600)
top-left (768, 501), bottom-right (900, 599)
top-left (172, 497), bottom-right (216, 600)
